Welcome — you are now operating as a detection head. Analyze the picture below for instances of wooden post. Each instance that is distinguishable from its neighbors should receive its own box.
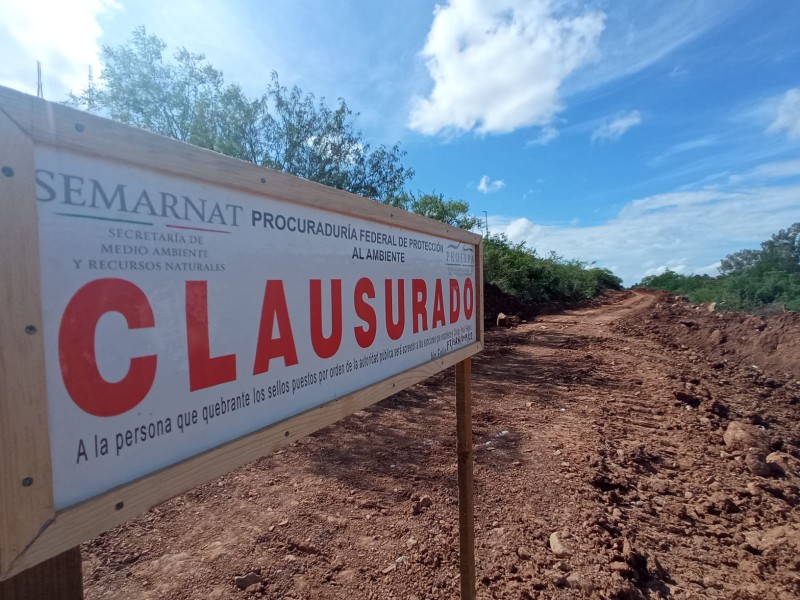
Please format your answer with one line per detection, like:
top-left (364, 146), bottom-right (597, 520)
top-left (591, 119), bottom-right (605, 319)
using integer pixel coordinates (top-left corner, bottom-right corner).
top-left (0, 547), bottom-right (83, 599)
top-left (455, 358), bottom-right (476, 600)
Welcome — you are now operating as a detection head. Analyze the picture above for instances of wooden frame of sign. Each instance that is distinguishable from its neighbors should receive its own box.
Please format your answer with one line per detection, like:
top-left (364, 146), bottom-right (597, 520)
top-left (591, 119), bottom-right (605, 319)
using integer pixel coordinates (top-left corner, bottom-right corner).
top-left (0, 86), bottom-right (483, 599)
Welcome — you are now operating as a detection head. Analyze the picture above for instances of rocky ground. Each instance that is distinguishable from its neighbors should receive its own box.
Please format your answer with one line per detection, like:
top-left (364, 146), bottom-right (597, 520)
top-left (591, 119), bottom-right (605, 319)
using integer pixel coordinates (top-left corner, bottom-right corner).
top-left (81, 290), bottom-right (800, 599)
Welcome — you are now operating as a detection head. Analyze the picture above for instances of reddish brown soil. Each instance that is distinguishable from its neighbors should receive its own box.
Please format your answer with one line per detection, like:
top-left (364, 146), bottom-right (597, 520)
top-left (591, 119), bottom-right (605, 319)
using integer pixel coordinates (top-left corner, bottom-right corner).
top-left (82, 291), bottom-right (800, 599)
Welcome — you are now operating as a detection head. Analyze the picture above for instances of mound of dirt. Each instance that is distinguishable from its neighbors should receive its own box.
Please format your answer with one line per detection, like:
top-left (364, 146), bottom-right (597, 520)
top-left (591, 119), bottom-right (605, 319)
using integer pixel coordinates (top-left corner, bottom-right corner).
top-left (483, 282), bottom-right (533, 327)
top-left (616, 291), bottom-right (800, 380)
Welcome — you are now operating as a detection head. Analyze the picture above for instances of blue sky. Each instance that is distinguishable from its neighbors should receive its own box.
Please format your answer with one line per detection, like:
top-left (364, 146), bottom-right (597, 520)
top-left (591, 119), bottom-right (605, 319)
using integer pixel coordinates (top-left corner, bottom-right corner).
top-left (2, 0), bottom-right (799, 284)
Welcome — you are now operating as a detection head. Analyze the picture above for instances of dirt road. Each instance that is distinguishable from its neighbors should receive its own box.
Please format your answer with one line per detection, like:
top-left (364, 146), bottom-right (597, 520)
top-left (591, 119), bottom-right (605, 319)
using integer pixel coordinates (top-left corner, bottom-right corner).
top-left (83, 291), bottom-right (800, 599)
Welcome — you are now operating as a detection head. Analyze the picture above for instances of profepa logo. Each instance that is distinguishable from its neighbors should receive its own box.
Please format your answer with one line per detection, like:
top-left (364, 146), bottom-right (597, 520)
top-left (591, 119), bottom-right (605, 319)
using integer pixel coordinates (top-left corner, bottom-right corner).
top-left (446, 243), bottom-right (475, 267)
top-left (36, 169), bottom-right (245, 228)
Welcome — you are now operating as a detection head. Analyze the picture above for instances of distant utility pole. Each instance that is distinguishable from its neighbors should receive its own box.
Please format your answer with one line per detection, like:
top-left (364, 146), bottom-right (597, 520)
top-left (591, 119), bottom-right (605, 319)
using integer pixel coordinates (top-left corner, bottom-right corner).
top-left (482, 211), bottom-right (489, 237)
top-left (36, 61), bottom-right (43, 98)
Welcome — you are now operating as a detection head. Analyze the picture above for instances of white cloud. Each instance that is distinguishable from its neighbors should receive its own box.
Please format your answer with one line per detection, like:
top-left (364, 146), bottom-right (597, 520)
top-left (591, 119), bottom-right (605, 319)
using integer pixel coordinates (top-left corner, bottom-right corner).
top-left (648, 135), bottom-right (718, 165)
top-left (0, 0), bottom-right (120, 100)
top-left (478, 175), bottom-right (505, 193)
top-left (739, 159), bottom-right (800, 182)
top-left (564, 1), bottom-right (738, 95)
top-left (669, 65), bottom-right (688, 79)
top-left (663, 135), bottom-right (717, 155)
top-left (409, 0), bottom-right (605, 135)
top-left (528, 124), bottom-right (560, 146)
top-left (591, 110), bottom-right (642, 142)
top-left (696, 261), bottom-right (722, 275)
top-left (642, 260), bottom-right (717, 278)
top-left (619, 189), bottom-right (728, 219)
top-left (490, 180), bottom-right (800, 285)
top-left (768, 88), bottom-right (800, 139)
top-left (642, 263), bottom-right (687, 277)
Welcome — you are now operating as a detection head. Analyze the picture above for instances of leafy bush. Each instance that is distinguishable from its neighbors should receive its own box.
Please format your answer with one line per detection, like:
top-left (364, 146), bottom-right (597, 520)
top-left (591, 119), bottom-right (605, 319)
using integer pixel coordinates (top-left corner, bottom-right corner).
top-left (484, 234), bottom-right (622, 304)
top-left (636, 223), bottom-right (800, 313)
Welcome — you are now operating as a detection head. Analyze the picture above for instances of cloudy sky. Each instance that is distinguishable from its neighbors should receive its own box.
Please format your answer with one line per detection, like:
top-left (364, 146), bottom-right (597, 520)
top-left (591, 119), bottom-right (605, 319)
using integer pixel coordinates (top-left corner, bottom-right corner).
top-left (2, 0), bottom-right (799, 284)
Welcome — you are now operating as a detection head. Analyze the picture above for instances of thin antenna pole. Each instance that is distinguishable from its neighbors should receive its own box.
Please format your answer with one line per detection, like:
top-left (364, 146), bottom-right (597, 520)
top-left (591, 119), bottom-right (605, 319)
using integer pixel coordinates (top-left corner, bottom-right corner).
top-left (87, 66), bottom-right (95, 111)
top-left (36, 61), bottom-right (43, 98)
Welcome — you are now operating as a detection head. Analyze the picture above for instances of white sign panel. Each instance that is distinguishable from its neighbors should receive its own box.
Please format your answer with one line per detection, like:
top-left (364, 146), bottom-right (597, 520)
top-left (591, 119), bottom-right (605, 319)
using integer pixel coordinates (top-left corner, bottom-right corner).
top-left (34, 146), bottom-right (477, 509)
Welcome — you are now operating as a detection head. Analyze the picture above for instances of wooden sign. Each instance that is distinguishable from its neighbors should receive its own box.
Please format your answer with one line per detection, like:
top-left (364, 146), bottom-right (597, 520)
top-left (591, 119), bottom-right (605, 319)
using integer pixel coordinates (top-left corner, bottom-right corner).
top-left (0, 86), bottom-right (483, 582)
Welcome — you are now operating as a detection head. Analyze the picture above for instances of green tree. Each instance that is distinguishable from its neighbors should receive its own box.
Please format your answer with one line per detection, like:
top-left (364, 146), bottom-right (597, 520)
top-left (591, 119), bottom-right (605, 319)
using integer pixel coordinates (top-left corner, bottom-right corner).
top-left (759, 222), bottom-right (800, 273)
top-left (483, 234), bottom-right (621, 303)
top-left (69, 26), bottom-right (413, 202)
top-left (253, 73), bottom-right (413, 200)
top-left (69, 28), bottom-right (229, 146)
top-left (389, 191), bottom-right (481, 230)
top-left (718, 248), bottom-right (762, 276)
top-left (720, 223), bottom-right (800, 275)
top-left (638, 223), bottom-right (800, 312)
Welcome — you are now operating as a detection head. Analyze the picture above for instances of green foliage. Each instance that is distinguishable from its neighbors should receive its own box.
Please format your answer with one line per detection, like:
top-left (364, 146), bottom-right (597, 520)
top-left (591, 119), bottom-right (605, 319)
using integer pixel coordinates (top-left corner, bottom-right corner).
top-left (484, 234), bottom-right (622, 304)
top-left (718, 249), bottom-right (761, 276)
top-left (410, 193), bottom-right (481, 230)
top-left (720, 223), bottom-right (800, 275)
top-left (637, 223), bottom-right (800, 312)
top-left (69, 26), bottom-right (413, 202)
top-left (388, 191), bottom-right (481, 230)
